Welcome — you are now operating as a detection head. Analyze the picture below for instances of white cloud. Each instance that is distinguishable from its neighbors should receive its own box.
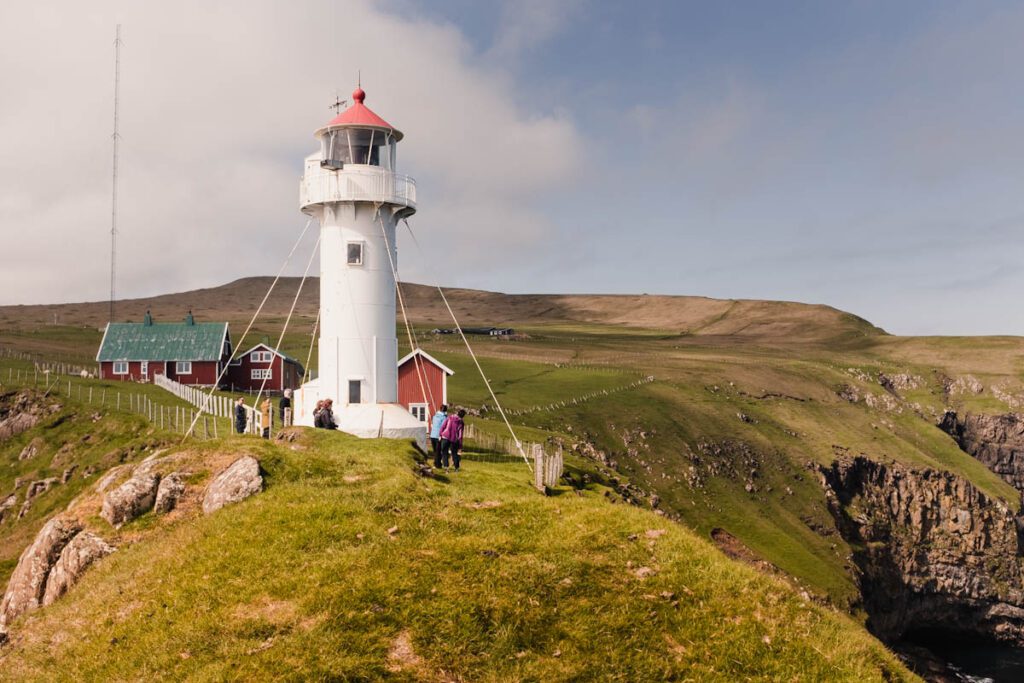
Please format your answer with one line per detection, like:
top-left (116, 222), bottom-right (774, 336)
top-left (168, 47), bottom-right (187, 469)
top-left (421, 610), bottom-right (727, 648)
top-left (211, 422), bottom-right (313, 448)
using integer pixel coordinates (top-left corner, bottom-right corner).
top-left (0, 0), bottom-right (582, 305)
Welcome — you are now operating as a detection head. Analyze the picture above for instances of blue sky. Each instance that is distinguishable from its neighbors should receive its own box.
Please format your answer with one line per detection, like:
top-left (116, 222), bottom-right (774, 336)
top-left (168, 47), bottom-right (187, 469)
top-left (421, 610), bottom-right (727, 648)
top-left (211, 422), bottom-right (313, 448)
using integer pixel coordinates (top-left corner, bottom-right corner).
top-left (2, 1), bottom-right (1022, 335)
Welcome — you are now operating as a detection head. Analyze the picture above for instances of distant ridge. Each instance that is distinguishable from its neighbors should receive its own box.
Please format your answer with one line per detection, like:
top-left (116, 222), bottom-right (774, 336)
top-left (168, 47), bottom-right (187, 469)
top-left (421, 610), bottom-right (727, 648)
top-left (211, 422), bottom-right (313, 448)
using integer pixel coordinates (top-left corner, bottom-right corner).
top-left (0, 277), bottom-right (885, 346)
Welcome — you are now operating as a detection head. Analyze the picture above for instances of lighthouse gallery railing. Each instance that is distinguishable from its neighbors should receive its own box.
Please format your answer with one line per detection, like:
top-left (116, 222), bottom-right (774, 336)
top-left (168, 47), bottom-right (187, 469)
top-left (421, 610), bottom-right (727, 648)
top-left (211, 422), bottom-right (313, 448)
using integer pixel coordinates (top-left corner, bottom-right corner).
top-left (300, 168), bottom-right (417, 209)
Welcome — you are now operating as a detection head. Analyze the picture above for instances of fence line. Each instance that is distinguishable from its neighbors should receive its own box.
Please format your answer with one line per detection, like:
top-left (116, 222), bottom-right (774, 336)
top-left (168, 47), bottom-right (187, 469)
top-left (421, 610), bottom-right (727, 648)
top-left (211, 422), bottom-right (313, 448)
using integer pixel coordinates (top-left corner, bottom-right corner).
top-left (503, 375), bottom-right (656, 417)
top-left (154, 374), bottom-right (263, 435)
top-left (462, 423), bottom-right (563, 491)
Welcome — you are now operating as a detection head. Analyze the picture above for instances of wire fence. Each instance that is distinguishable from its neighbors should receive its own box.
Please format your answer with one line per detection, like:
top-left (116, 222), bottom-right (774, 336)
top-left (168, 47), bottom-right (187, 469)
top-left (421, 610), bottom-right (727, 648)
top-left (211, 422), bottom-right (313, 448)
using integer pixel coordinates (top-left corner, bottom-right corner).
top-left (462, 423), bottom-right (563, 490)
top-left (503, 375), bottom-right (656, 417)
top-left (154, 374), bottom-right (264, 435)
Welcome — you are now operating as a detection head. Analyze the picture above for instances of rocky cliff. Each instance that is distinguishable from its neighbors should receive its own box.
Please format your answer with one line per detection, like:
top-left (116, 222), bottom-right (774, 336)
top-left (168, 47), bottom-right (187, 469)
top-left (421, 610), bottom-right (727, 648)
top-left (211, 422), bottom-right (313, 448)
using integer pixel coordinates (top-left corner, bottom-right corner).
top-left (940, 411), bottom-right (1024, 493)
top-left (819, 456), bottom-right (1024, 644)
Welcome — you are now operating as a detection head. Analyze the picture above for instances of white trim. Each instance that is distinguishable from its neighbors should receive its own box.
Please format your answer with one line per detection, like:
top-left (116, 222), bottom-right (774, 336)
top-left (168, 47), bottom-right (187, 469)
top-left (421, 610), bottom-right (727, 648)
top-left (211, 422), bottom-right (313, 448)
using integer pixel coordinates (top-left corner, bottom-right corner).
top-left (409, 402), bottom-right (428, 423)
top-left (397, 349), bottom-right (454, 376)
top-left (95, 322), bottom-right (111, 362)
top-left (176, 361), bottom-right (192, 375)
top-left (237, 342), bottom-right (288, 362)
top-left (112, 361), bottom-right (129, 375)
top-left (251, 350), bottom-right (273, 363)
top-left (251, 368), bottom-right (273, 380)
top-left (218, 323), bottom-right (230, 361)
top-left (140, 360), bottom-right (148, 377)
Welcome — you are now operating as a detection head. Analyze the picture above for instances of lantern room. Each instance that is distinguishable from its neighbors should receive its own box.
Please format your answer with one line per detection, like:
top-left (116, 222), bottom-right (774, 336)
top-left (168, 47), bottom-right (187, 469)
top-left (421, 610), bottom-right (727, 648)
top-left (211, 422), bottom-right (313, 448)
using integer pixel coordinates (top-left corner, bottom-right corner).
top-left (316, 87), bottom-right (403, 171)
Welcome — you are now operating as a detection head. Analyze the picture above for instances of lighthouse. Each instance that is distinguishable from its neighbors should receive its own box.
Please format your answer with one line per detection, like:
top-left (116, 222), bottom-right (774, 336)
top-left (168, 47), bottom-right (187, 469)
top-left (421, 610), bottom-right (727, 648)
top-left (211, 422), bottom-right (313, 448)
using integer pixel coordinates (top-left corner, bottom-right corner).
top-left (295, 85), bottom-right (425, 441)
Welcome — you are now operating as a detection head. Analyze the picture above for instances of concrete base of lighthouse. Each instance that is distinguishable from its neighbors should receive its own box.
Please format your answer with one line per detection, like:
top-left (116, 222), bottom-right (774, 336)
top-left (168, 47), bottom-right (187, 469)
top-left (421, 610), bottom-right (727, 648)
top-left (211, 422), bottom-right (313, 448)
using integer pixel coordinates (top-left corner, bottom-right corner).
top-left (294, 379), bottom-right (427, 446)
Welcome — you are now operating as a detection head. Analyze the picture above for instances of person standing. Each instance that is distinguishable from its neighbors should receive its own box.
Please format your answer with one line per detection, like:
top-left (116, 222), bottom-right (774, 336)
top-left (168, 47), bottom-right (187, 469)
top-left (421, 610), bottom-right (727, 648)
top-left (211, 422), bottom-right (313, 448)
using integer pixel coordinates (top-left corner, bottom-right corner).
top-left (260, 397), bottom-right (272, 439)
top-left (234, 397), bottom-right (247, 434)
top-left (280, 389), bottom-right (293, 427)
top-left (438, 409), bottom-right (466, 472)
top-left (429, 404), bottom-right (448, 469)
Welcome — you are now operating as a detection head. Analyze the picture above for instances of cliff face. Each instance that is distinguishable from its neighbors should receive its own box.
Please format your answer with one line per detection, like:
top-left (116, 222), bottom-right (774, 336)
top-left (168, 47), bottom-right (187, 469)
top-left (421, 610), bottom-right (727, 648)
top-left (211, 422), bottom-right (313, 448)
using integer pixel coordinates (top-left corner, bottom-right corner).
top-left (940, 411), bottom-right (1024, 493)
top-left (819, 456), bottom-right (1024, 644)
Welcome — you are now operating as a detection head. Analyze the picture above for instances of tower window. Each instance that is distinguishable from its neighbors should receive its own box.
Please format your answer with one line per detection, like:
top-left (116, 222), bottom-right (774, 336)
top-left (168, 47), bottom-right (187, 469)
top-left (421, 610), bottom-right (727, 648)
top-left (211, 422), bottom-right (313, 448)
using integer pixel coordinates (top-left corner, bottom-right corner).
top-left (347, 241), bottom-right (364, 266)
top-left (348, 379), bottom-right (362, 404)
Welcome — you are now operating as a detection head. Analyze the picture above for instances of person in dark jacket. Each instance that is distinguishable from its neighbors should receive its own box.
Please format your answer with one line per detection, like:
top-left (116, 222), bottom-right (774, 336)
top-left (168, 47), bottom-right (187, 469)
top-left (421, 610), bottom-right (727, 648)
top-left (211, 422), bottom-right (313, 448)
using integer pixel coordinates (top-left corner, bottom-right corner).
top-left (316, 398), bottom-right (338, 430)
top-left (438, 409), bottom-right (466, 472)
top-left (280, 388), bottom-right (292, 427)
top-left (234, 397), bottom-right (247, 434)
top-left (312, 400), bottom-right (324, 427)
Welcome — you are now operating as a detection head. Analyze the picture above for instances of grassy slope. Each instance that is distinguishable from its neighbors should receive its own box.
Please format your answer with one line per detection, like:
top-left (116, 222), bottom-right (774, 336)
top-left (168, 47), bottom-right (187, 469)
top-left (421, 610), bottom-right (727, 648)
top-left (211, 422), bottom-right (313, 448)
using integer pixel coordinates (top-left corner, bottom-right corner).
top-left (0, 415), bottom-right (913, 681)
top-left (3, 280), bottom-right (1023, 620)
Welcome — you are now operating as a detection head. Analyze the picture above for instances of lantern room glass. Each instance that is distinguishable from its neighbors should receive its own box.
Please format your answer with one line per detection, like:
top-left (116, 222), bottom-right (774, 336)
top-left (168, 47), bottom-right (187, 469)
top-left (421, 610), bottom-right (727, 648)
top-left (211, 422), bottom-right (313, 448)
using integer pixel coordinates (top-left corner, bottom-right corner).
top-left (321, 128), bottom-right (396, 170)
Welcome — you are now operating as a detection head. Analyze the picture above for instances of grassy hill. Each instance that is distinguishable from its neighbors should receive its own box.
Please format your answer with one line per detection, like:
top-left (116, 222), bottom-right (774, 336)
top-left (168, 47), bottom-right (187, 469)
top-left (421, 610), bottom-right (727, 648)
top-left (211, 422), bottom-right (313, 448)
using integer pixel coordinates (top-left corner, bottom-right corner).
top-left (0, 387), bottom-right (912, 681)
top-left (3, 278), bottom-right (1024, 671)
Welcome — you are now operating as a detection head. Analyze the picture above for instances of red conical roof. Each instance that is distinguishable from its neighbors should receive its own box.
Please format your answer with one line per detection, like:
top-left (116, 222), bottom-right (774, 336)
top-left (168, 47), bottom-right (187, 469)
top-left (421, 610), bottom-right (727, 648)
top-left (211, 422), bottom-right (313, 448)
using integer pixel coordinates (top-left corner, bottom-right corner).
top-left (318, 87), bottom-right (402, 140)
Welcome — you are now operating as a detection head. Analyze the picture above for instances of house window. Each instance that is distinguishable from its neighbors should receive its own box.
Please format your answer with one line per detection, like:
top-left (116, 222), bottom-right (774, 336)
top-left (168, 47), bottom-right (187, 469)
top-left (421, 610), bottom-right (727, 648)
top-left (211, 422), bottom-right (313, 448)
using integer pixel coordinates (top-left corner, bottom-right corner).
top-left (251, 369), bottom-right (273, 380)
top-left (346, 241), bottom-right (364, 266)
top-left (176, 361), bottom-right (192, 375)
top-left (409, 403), bottom-right (428, 422)
top-left (229, 357), bottom-right (242, 366)
top-left (251, 350), bottom-right (273, 363)
top-left (113, 361), bottom-right (128, 375)
top-left (348, 379), bottom-right (361, 404)
top-left (140, 361), bottom-right (148, 376)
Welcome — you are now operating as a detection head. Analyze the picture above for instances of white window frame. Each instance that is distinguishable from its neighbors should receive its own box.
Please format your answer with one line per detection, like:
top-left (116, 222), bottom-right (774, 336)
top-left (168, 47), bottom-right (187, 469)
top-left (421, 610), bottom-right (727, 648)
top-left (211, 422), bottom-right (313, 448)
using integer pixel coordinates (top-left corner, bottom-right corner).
top-left (409, 403), bottom-right (428, 423)
top-left (140, 361), bottom-right (148, 376)
top-left (346, 240), bottom-right (364, 266)
top-left (112, 361), bottom-right (129, 375)
top-left (251, 350), bottom-right (273, 363)
top-left (176, 361), bottom-right (192, 375)
top-left (251, 368), bottom-right (273, 380)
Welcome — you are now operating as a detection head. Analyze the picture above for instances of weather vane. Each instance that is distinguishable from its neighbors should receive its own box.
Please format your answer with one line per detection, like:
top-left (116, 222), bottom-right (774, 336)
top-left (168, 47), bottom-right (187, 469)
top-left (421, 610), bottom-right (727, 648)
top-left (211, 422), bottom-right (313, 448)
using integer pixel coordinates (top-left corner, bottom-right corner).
top-left (329, 92), bottom-right (347, 115)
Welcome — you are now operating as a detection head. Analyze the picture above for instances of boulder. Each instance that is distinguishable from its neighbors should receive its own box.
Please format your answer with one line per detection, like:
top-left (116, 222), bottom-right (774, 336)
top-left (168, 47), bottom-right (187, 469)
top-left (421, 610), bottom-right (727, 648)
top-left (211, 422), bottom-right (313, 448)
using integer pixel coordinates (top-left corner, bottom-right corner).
top-left (101, 472), bottom-right (161, 527)
top-left (41, 532), bottom-right (115, 606)
top-left (0, 517), bottom-right (81, 630)
top-left (203, 456), bottom-right (262, 514)
top-left (18, 437), bottom-right (45, 461)
top-left (154, 473), bottom-right (186, 514)
top-left (0, 494), bottom-right (16, 523)
top-left (0, 411), bottom-right (39, 441)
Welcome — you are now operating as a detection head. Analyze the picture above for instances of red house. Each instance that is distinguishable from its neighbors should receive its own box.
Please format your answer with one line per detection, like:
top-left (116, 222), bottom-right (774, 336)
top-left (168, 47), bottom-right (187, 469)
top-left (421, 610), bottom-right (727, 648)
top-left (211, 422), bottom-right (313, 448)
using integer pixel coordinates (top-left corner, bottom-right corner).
top-left (225, 343), bottom-right (305, 394)
top-left (397, 349), bottom-right (453, 423)
top-left (96, 312), bottom-right (231, 386)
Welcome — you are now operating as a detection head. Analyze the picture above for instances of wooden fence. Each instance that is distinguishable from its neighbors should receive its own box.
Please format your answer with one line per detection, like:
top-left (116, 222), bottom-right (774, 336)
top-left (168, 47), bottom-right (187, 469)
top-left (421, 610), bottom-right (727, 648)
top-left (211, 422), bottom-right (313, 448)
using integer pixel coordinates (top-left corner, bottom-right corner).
top-left (154, 374), bottom-right (263, 435)
top-left (462, 423), bottom-right (563, 491)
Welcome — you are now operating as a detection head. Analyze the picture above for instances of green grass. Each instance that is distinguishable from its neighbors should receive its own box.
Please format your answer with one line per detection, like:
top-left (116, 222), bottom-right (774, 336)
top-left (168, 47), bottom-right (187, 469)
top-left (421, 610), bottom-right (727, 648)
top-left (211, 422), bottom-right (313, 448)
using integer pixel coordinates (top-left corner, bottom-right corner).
top-left (0, 424), bottom-right (914, 681)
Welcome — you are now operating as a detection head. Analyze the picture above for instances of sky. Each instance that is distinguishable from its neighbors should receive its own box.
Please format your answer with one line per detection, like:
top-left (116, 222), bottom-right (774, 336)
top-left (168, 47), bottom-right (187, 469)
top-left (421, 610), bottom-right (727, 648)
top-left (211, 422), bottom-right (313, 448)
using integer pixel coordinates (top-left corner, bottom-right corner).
top-left (1, 1), bottom-right (1022, 335)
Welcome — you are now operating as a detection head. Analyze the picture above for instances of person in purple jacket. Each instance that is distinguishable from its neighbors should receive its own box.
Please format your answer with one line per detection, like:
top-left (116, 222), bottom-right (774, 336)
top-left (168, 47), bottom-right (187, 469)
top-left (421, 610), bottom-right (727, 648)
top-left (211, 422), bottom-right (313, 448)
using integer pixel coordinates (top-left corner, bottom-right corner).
top-left (438, 408), bottom-right (466, 472)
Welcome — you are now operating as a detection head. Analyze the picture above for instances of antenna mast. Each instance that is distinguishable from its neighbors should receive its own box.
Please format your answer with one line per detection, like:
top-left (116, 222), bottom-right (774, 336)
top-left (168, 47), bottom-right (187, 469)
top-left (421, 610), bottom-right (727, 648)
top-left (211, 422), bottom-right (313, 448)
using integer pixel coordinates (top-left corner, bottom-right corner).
top-left (109, 24), bottom-right (122, 323)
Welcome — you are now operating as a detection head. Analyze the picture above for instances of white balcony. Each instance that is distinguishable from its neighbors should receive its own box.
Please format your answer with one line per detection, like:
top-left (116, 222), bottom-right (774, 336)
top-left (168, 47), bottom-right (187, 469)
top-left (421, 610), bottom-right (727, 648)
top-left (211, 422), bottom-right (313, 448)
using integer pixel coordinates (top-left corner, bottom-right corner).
top-left (300, 167), bottom-right (416, 212)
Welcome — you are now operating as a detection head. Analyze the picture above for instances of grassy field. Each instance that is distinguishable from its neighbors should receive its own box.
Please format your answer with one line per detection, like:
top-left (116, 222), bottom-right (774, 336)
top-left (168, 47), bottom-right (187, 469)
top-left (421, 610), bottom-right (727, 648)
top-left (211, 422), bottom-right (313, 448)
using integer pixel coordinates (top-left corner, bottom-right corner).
top-left (0, 395), bottom-right (914, 681)
top-left (3, 278), bottom-right (1023, 623)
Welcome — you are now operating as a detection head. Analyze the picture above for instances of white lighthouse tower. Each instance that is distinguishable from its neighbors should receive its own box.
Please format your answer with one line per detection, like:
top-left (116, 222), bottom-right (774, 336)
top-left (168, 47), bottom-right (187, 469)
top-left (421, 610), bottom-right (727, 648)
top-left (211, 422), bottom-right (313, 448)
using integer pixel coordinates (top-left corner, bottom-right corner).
top-left (295, 85), bottom-right (425, 440)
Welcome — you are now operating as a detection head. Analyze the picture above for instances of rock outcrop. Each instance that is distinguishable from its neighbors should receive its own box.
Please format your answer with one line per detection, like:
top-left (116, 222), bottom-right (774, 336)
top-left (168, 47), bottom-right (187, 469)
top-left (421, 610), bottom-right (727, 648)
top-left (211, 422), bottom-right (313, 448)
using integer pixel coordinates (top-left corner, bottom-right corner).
top-left (0, 518), bottom-right (82, 634)
top-left (101, 472), bottom-right (161, 527)
top-left (41, 532), bottom-right (115, 606)
top-left (202, 457), bottom-right (262, 514)
top-left (819, 456), bottom-right (1024, 644)
top-left (18, 437), bottom-right (44, 461)
top-left (154, 473), bottom-right (186, 514)
top-left (940, 411), bottom-right (1024, 494)
top-left (0, 390), bottom-right (56, 442)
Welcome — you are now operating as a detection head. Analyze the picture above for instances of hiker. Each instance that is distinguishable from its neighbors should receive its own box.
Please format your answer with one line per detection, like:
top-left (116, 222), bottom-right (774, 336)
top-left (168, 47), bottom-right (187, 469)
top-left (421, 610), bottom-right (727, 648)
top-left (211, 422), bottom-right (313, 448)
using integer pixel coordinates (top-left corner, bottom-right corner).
top-left (280, 388), bottom-right (292, 427)
top-left (317, 398), bottom-right (338, 430)
top-left (312, 399), bottom-right (324, 427)
top-left (429, 404), bottom-right (448, 469)
top-left (438, 408), bottom-right (466, 472)
top-left (234, 397), bottom-right (246, 434)
top-left (260, 397), bottom-right (272, 439)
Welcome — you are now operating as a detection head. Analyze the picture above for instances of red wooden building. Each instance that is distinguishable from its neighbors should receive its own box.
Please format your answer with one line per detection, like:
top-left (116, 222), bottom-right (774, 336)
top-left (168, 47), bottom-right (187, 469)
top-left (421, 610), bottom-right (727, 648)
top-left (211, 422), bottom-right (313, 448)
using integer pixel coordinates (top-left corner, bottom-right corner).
top-left (225, 343), bottom-right (305, 394)
top-left (397, 349), bottom-right (453, 423)
top-left (96, 312), bottom-right (231, 386)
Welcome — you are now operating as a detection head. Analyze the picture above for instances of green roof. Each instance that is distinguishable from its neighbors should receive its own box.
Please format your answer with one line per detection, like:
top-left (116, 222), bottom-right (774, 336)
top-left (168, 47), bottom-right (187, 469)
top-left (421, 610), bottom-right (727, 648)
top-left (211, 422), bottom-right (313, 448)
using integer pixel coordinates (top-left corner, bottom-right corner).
top-left (96, 321), bottom-right (228, 362)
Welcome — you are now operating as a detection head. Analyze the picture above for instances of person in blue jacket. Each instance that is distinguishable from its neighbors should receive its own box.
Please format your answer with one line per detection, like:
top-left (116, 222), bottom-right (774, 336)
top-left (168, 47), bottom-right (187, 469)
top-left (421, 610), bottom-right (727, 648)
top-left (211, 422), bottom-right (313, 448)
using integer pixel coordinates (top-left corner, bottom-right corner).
top-left (429, 404), bottom-right (448, 468)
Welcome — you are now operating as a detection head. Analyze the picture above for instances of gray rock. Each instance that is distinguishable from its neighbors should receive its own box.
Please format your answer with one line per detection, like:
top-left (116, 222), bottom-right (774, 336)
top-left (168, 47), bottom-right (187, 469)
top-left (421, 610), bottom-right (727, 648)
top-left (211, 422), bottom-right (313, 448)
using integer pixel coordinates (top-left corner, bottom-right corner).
top-left (154, 473), bottom-right (186, 514)
top-left (18, 437), bottom-right (45, 461)
top-left (101, 472), bottom-right (161, 527)
top-left (41, 532), bottom-right (115, 606)
top-left (0, 411), bottom-right (39, 441)
top-left (0, 494), bottom-right (16, 523)
top-left (95, 464), bottom-right (129, 493)
top-left (17, 477), bottom-right (60, 519)
top-left (202, 456), bottom-right (262, 515)
top-left (0, 517), bottom-right (81, 630)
